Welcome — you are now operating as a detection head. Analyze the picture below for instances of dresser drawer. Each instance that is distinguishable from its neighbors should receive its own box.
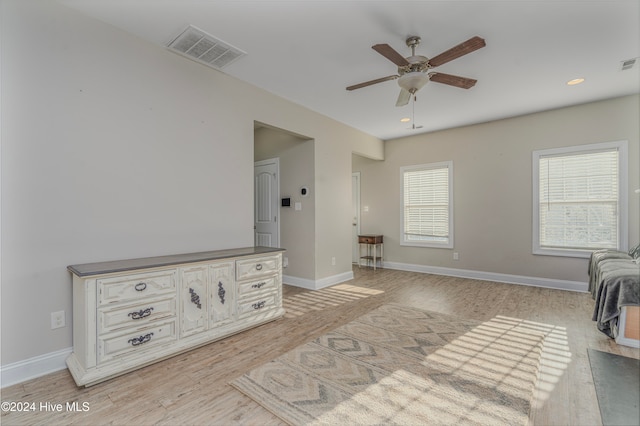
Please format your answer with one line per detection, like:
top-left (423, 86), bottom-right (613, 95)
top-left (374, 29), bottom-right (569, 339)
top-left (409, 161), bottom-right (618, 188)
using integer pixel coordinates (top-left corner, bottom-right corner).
top-left (237, 276), bottom-right (278, 297)
top-left (98, 320), bottom-right (176, 363)
top-left (98, 297), bottom-right (176, 334)
top-left (98, 270), bottom-right (177, 305)
top-left (237, 293), bottom-right (277, 318)
top-left (236, 255), bottom-right (279, 280)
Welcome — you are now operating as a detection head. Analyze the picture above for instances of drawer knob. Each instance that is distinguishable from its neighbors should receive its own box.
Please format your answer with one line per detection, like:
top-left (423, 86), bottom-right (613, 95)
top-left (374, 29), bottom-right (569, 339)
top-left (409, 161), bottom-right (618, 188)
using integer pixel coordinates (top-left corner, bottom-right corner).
top-left (189, 288), bottom-right (202, 309)
top-left (252, 301), bottom-right (266, 310)
top-left (252, 282), bottom-right (266, 289)
top-left (256, 264), bottom-right (263, 271)
top-left (134, 282), bottom-right (147, 292)
top-left (128, 332), bottom-right (154, 346)
top-left (128, 307), bottom-right (154, 320)
top-left (218, 281), bottom-right (226, 305)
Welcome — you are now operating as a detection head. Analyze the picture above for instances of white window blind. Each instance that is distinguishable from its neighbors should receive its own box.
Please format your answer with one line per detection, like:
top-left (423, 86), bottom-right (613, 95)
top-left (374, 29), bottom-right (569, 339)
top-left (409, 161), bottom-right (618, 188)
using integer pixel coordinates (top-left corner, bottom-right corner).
top-left (401, 162), bottom-right (453, 248)
top-left (533, 141), bottom-right (628, 257)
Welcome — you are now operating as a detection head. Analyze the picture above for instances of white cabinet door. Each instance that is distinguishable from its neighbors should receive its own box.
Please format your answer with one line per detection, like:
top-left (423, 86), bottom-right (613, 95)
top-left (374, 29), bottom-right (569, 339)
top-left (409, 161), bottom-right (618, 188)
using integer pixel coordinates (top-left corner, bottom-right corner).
top-left (209, 262), bottom-right (234, 328)
top-left (180, 265), bottom-right (209, 337)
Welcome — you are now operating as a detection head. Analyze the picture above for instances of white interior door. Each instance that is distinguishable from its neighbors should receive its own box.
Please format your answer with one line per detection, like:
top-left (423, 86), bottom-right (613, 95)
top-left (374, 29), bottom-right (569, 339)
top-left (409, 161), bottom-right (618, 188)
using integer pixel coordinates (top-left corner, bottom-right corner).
top-left (352, 172), bottom-right (361, 263)
top-left (254, 159), bottom-right (280, 248)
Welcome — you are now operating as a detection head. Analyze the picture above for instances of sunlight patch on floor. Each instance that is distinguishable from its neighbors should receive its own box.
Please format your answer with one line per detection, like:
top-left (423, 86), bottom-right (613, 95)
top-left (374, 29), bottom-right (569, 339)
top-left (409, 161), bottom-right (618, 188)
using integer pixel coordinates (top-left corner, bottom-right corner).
top-left (532, 327), bottom-right (572, 405)
top-left (283, 284), bottom-right (384, 318)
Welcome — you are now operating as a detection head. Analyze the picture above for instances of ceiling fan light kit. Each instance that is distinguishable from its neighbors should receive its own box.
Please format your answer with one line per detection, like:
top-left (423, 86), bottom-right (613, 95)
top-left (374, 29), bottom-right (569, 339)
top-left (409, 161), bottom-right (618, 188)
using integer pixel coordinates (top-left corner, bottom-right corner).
top-left (347, 35), bottom-right (486, 107)
top-left (397, 72), bottom-right (430, 93)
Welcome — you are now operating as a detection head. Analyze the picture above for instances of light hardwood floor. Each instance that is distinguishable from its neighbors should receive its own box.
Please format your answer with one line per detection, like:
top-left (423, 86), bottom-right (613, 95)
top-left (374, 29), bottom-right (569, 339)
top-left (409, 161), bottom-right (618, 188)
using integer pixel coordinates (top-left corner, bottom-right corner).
top-left (2, 267), bottom-right (638, 425)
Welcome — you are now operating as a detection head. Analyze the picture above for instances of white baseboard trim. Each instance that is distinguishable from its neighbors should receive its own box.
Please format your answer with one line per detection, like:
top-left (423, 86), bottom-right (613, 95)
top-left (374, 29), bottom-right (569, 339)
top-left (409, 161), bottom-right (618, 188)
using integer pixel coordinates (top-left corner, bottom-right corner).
top-left (383, 261), bottom-right (588, 293)
top-left (283, 270), bottom-right (354, 290)
top-left (1, 347), bottom-right (71, 388)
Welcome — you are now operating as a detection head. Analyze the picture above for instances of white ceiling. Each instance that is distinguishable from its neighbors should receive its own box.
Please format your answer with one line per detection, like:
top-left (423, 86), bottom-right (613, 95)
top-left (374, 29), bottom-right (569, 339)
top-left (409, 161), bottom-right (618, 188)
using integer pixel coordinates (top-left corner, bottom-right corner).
top-left (59, 0), bottom-right (640, 140)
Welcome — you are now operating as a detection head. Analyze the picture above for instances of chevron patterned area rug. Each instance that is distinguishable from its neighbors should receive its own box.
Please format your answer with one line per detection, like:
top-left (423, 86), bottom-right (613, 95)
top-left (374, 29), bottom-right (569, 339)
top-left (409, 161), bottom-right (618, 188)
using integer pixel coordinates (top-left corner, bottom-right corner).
top-left (230, 303), bottom-right (547, 425)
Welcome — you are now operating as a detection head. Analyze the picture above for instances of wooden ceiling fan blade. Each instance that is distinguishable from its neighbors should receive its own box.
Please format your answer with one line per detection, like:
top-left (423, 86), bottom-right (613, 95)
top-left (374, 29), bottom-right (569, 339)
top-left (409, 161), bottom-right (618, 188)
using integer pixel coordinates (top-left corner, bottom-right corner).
top-left (429, 72), bottom-right (477, 89)
top-left (429, 36), bottom-right (486, 67)
top-left (346, 75), bottom-right (399, 91)
top-left (396, 88), bottom-right (411, 107)
top-left (372, 44), bottom-right (410, 67)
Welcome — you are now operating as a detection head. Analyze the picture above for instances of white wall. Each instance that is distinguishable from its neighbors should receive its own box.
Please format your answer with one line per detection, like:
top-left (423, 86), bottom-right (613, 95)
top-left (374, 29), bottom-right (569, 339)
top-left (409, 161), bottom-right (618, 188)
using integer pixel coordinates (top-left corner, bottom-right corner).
top-left (353, 95), bottom-right (640, 286)
top-left (0, 0), bottom-right (383, 368)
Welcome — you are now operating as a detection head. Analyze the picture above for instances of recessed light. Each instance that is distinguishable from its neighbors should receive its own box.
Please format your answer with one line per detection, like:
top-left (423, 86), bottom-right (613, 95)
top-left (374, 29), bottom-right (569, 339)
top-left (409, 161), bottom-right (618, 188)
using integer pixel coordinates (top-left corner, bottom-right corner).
top-left (567, 78), bottom-right (585, 86)
top-left (400, 117), bottom-right (411, 122)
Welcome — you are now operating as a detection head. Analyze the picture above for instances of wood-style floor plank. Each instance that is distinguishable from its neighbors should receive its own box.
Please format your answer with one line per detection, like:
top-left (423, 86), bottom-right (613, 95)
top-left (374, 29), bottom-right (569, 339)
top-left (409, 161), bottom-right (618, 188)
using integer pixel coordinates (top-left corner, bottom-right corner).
top-left (1, 267), bottom-right (638, 425)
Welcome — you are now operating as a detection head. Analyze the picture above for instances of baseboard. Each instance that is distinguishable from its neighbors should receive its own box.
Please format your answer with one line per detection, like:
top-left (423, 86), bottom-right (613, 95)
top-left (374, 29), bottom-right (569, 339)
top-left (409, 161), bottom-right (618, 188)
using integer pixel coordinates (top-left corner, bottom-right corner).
top-left (383, 261), bottom-right (588, 292)
top-left (1, 347), bottom-right (71, 388)
top-left (283, 270), bottom-right (354, 290)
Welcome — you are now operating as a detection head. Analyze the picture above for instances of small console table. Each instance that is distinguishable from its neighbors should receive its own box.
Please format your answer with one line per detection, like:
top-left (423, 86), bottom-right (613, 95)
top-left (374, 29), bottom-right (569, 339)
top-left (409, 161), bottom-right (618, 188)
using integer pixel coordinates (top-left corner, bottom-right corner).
top-left (358, 234), bottom-right (383, 270)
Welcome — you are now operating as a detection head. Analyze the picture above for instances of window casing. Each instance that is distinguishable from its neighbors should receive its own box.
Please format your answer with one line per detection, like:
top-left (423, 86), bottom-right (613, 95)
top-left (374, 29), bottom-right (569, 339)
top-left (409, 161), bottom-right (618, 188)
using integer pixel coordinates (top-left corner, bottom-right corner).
top-left (400, 161), bottom-right (453, 248)
top-left (532, 141), bottom-right (628, 258)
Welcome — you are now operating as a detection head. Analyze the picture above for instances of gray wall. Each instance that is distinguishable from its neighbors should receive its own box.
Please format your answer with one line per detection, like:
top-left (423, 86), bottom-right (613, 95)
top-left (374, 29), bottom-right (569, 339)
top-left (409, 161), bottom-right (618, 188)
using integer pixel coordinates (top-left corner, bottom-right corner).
top-left (353, 95), bottom-right (640, 283)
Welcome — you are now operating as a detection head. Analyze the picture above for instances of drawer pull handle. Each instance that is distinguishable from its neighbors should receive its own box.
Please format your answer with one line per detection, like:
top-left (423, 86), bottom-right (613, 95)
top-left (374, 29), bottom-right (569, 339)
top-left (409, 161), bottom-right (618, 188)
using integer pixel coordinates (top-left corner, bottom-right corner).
top-left (255, 264), bottom-right (263, 271)
top-left (128, 332), bottom-right (154, 346)
top-left (189, 288), bottom-right (202, 309)
top-left (128, 307), bottom-right (154, 320)
top-left (252, 301), bottom-right (266, 310)
top-left (134, 282), bottom-right (147, 292)
top-left (218, 281), bottom-right (226, 305)
top-left (252, 282), bottom-right (266, 289)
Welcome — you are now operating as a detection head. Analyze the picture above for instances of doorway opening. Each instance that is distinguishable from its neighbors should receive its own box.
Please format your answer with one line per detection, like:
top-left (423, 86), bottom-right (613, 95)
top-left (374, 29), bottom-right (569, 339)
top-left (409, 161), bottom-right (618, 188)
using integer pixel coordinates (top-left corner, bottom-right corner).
top-left (254, 121), bottom-right (315, 280)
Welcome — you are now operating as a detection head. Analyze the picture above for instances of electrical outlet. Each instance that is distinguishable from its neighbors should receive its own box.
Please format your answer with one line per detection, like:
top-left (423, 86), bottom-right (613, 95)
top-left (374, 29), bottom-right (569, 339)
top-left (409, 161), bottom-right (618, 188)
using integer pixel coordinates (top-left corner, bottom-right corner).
top-left (51, 311), bottom-right (65, 329)
top-left (453, 252), bottom-right (459, 261)
top-left (331, 257), bottom-right (336, 266)
top-left (283, 257), bottom-right (289, 268)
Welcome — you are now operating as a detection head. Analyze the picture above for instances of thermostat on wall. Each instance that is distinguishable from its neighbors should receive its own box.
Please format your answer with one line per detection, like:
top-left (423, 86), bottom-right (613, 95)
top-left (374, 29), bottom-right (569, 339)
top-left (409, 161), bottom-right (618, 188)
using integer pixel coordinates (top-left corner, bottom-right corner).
top-left (281, 197), bottom-right (291, 207)
top-left (300, 186), bottom-right (309, 197)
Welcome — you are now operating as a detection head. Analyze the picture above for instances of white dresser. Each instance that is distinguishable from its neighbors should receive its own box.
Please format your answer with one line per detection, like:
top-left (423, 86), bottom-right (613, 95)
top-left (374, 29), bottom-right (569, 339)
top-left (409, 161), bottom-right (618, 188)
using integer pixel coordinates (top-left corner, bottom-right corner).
top-left (66, 246), bottom-right (285, 387)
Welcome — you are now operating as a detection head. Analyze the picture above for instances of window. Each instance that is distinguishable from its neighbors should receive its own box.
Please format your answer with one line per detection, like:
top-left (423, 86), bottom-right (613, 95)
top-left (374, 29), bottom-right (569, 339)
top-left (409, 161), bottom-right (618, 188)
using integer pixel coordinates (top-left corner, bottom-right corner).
top-left (533, 141), bottom-right (628, 257)
top-left (401, 161), bottom-right (453, 248)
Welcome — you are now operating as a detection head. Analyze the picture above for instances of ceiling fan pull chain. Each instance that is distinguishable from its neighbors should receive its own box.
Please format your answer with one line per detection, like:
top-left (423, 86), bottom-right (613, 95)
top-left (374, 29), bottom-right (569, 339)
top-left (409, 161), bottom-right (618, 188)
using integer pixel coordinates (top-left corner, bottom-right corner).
top-left (412, 95), bottom-right (415, 129)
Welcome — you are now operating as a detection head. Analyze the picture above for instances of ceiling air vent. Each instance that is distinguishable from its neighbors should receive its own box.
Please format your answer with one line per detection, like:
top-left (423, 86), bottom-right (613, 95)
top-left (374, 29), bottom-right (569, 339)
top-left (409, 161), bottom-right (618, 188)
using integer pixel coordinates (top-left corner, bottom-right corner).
top-left (620, 57), bottom-right (638, 71)
top-left (167, 25), bottom-right (246, 70)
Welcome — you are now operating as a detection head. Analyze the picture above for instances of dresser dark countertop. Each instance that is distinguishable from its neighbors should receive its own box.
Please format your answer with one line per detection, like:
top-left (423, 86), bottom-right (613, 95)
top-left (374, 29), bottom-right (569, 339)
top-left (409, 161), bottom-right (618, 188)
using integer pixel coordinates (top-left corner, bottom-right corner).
top-left (68, 246), bottom-right (286, 277)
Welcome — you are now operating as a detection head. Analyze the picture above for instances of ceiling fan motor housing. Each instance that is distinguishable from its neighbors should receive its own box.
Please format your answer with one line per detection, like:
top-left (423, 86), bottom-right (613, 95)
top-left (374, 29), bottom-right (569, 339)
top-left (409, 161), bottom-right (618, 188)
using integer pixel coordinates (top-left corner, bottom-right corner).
top-left (398, 56), bottom-right (430, 74)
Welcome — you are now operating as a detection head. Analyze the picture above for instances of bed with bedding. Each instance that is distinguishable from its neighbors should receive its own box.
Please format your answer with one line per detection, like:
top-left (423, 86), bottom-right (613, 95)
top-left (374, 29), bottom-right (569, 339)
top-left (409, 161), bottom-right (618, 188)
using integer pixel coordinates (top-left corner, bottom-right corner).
top-left (589, 244), bottom-right (640, 345)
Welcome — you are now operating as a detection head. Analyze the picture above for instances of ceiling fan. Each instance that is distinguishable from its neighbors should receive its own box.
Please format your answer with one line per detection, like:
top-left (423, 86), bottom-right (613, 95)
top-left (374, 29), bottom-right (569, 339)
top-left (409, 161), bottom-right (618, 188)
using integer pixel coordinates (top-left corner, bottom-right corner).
top-left (346, 36), bottom-right (486, 106)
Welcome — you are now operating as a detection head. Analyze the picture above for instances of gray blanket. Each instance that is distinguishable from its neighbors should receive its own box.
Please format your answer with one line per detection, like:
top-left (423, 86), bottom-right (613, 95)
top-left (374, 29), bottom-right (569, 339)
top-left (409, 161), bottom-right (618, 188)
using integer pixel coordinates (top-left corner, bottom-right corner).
top-left (588, 249), bottom-right (632, 296)
top-left (591, 259), bottom-right (640, 338)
